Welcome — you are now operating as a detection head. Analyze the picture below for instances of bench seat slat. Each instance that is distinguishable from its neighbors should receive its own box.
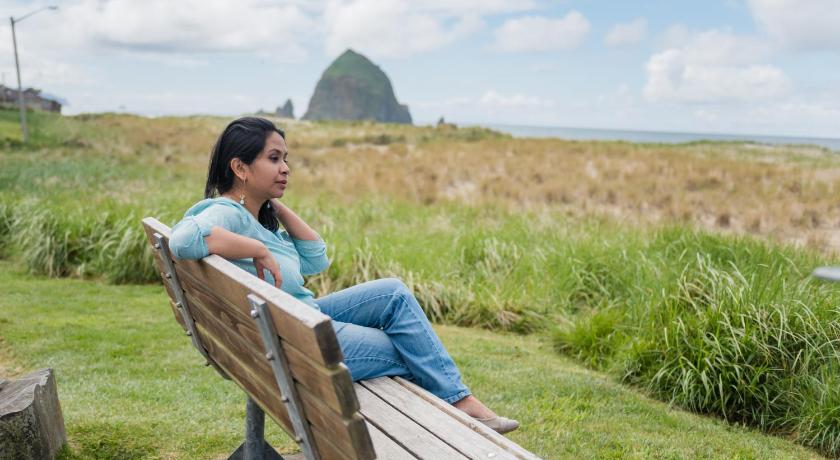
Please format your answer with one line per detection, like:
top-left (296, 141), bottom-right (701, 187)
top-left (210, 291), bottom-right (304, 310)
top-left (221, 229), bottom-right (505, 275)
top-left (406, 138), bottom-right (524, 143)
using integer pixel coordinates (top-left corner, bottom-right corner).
top-left (365, 422), bottom-right (418, 460)
top-left (393, 378), bottom-right (540, 460)
top-left (354, 383), bottom-right (468, 459)
top-left (360, 378), bottom-right (519, 460)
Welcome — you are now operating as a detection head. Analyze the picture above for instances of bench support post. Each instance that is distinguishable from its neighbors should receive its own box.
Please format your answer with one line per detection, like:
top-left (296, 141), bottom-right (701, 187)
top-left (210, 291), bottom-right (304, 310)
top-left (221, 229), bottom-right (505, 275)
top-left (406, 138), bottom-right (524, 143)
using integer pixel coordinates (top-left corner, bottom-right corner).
top-left (249, 294), bottom-right (320, 460)
top-left (228, 397), bottom-right (284, 460)
top-left (245, 397), bottom-right (266, 458)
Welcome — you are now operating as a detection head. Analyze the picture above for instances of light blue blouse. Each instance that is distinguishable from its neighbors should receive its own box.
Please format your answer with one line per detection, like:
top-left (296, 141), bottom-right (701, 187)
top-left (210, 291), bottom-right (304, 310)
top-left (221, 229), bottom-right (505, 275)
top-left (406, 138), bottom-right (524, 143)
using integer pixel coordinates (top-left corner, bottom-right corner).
top-left (168, 197), bottom-right (329, 310)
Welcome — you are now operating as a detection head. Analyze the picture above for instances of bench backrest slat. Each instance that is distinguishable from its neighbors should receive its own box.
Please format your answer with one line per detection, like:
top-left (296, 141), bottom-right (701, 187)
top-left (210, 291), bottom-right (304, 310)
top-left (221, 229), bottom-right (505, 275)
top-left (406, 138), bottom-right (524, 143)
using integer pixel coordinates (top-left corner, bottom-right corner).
top-left (174, 256), bottom-right (341, 366)
top-left (183, 287), bottom-right (359, 417)
top-left (141, 217), bottom-right (375, 460)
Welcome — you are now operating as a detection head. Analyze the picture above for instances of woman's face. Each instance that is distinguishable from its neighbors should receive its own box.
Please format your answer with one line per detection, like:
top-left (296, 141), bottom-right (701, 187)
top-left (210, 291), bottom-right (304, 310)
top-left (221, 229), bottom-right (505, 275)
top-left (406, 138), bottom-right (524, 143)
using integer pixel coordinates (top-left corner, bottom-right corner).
top-left (245, 131), bottom-right (290, 200)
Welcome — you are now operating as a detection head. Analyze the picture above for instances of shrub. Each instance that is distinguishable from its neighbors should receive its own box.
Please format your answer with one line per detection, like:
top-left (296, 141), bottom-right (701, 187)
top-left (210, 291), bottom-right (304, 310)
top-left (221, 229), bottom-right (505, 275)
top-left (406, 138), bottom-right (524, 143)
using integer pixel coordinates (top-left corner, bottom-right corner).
top-left (554, 228), bottom-right (840, 456)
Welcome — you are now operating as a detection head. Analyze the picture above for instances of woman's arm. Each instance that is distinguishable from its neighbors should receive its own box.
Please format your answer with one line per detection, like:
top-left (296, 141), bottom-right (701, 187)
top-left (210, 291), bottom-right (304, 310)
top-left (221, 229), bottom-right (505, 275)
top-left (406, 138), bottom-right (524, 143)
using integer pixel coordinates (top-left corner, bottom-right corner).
top-left (168, 203), bottom-right (283, 287)
top-left (269, 199), bottom-right (330, 275)
top-left (204, 226), bottom-right (266, 258)
top-left (269, 199), bottom-right (320, 241)
top-left (204, 226), bottom-right (282, 287)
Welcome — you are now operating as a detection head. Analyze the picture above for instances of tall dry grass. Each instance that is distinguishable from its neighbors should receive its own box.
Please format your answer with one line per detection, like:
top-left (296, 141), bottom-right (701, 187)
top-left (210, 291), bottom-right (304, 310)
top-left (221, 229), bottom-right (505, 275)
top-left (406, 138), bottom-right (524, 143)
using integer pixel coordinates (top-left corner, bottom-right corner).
top-left (16, 110), bottom-right (838, 256)
top-left (285, 132), bottom-right (840, 254)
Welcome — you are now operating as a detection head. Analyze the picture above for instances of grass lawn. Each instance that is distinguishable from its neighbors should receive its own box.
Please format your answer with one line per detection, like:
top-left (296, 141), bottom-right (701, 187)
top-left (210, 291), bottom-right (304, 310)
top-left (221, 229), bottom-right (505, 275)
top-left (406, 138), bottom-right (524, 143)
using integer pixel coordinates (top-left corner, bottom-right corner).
top-left (0, 260), bottom-right (822, 459)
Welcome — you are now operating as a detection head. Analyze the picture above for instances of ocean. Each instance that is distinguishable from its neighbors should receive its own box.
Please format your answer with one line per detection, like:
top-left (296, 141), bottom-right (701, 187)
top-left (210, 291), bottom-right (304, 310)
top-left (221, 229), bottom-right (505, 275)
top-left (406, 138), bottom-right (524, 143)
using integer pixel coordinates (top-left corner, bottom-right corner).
top-left (477, 123), bottom-right (840, 152)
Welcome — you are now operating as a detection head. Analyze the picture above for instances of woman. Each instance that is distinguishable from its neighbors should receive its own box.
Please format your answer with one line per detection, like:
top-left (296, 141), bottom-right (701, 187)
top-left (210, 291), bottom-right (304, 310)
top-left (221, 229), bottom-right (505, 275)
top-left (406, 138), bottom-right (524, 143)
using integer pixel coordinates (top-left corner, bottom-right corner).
top-left (169, 117), bottom-right (519, 434)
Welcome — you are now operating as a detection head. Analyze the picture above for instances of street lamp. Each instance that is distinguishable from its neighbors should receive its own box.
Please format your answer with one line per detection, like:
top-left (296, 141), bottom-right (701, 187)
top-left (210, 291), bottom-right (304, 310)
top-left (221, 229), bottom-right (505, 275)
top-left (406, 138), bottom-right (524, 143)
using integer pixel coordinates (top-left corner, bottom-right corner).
top-left (10, 5), bottom-right (58, 143)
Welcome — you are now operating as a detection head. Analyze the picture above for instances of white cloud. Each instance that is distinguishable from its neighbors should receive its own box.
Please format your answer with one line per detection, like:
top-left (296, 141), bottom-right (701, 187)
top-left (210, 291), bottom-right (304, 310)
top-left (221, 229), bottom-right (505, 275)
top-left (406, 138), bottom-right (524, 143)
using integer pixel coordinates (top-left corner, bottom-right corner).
top-left (323, 0), bottom-right (483, 58)
top-left (322, 0), bottom-right (538, 58)
top-left (415, 91), bottom-right (553, 110)
top-left (644, 29), bottom-right (789, 104)
top-left (681, 96), bottom-right (840, 138)
top-left (693, 109), bottom-right (719, 122)
top-left (597, 83), bottom-right (635, 106)
top-left (479, 90), bottom-right (554, 108)
top-left (528, 62), bottom-right (563, 73)
top-left (659, 27), bottom-right (773, 64)
top-left (131, 53), bottom-right (210, 69)
top-left (406, 0), bottom-right (537, 16)
top-left (605, 18), bottom-right (647, 47)
top-left (747, 0), bottom-right (840, 51)
top-left (60, 89), bottom-right (262, 116)
top-left (0, 50), bottom-right (91, 90)
top-left (493, 11), bottom-right (590, 52)
top-left (8, 0), bottom-right (316, 59)
top-left (748, 99), bottom-right (840, 130)
top-left (410, 90), bottom-right (559, 125)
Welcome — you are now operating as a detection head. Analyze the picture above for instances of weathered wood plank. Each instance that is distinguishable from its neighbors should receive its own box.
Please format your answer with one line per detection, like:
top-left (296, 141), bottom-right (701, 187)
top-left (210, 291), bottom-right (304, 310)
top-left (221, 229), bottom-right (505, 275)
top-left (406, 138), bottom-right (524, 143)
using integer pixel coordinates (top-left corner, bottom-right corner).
top-left (393, 378), bottom-right (540, 460)
top-left (183, 287), bottom-right (359, 417)
top-left (360, 378), bottom-right (518, 460)
top-left (365, 422), bottom-right (417, 460)
top-left (310, 424), bottom-right (357, 460)
top-left (297, 385), bottom-right (373, 459)
top-left (196, 325), bottom-right (374, 459)
top-left (354, 383), bottom-right (468, 459)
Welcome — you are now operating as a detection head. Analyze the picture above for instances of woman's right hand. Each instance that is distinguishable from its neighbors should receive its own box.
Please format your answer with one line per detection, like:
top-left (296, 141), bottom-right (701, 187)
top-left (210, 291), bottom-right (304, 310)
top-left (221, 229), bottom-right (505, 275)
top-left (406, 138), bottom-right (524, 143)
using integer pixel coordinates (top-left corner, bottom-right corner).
top-left (205, 227), bottom-right (283, 288)
top-left (253, 247), bottom-right (282, 288)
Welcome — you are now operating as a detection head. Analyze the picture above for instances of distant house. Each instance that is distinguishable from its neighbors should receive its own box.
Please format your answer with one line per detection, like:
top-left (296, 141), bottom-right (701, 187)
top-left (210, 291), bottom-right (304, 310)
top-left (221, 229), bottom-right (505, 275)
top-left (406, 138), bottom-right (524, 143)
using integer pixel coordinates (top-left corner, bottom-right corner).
top-left (0, 85), bottom-right (63, 113)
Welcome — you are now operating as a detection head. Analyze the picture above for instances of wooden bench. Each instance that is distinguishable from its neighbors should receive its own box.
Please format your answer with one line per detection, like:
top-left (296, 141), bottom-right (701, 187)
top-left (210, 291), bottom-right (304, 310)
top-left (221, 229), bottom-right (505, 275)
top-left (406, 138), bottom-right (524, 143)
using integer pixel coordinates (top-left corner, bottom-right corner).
top-left (142, 217), bottom-right (541, 460)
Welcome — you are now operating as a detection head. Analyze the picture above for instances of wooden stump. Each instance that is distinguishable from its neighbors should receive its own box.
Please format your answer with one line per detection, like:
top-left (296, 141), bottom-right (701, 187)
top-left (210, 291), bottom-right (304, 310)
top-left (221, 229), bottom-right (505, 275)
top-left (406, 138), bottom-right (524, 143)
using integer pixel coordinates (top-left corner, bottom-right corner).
top-left (0, 368), bottom-right (67, 460)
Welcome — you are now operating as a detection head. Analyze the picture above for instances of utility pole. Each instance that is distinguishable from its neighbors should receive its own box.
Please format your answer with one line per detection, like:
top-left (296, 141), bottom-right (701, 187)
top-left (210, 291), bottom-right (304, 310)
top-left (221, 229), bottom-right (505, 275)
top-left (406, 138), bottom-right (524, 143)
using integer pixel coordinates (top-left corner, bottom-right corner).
top-left (10, 16), bottom-right (27, 142)
top-left (8, 6), bottom-right (58, 143)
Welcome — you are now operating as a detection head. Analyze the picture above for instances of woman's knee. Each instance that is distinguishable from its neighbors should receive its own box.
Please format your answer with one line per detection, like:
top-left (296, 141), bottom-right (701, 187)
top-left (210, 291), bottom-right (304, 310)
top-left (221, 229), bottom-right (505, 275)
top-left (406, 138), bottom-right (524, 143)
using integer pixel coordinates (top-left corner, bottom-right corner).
top-left (377, 277), bottom-right (410, 296)
top-left (371, 278), bottom-right (428, 325)
top-left (383, 278), bottom-right (422, 310)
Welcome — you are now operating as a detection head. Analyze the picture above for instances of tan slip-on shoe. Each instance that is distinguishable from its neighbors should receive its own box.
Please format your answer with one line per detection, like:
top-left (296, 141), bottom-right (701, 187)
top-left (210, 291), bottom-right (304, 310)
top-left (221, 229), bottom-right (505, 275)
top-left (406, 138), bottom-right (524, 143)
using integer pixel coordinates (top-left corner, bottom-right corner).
top-left (472, 415), bottom-right (520, 434)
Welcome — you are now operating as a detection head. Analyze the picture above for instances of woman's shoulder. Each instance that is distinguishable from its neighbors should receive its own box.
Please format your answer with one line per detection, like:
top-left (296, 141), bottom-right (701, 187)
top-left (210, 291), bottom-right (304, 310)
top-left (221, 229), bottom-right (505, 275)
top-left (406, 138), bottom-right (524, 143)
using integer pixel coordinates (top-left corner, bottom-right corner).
top-left (184, 197), bottom-right (245, 217)
top-left (182, 197), bottom-right (252, 228)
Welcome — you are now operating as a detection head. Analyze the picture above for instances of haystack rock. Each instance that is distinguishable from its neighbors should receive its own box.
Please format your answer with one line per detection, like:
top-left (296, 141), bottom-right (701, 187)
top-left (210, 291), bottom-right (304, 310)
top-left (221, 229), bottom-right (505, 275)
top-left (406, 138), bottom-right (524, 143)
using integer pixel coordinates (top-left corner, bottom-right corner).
top-left (303, 49), bottom-right (412, 124)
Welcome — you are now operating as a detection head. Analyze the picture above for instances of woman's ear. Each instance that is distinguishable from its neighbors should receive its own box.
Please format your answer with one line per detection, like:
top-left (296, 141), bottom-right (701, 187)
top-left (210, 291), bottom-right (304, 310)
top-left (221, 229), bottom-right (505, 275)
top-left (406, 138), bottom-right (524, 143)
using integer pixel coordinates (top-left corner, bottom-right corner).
top-left (229, 158), bottom-right (249, 181)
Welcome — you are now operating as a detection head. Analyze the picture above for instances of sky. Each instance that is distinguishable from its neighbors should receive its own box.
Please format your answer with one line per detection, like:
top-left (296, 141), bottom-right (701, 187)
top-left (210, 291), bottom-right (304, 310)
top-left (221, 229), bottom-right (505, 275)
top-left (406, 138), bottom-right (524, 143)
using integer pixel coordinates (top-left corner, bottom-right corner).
top-left (0, 0), bottom-right (838, 138)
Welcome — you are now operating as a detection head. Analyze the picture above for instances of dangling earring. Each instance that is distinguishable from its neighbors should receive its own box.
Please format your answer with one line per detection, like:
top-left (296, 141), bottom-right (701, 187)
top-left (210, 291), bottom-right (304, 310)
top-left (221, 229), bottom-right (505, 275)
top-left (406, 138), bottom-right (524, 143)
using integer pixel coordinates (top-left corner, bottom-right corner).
top-left (239, 177), bottom-right (247, 205)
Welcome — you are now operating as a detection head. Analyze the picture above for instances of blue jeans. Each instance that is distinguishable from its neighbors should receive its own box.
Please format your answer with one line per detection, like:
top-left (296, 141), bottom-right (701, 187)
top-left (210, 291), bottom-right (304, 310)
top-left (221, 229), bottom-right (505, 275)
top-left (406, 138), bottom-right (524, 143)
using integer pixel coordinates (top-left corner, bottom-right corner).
top-left (315, 278), bottom-right (471, 404)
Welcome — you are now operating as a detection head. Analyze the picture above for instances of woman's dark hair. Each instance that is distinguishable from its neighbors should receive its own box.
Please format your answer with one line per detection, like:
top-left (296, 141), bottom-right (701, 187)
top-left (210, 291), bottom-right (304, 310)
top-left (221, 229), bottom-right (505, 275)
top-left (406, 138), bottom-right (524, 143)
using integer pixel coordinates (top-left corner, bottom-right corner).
top-left (204, 116), bottom-right (285, 232)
